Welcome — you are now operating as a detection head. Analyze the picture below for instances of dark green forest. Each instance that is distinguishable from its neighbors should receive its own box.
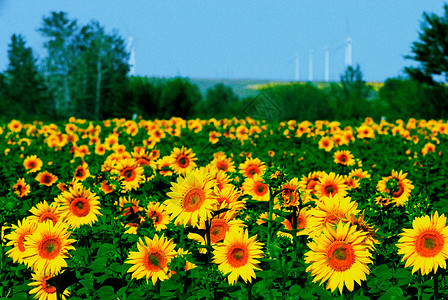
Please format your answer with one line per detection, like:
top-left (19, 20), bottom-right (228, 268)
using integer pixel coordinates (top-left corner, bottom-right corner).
top-left (1, 9), bottom-right (448, 122)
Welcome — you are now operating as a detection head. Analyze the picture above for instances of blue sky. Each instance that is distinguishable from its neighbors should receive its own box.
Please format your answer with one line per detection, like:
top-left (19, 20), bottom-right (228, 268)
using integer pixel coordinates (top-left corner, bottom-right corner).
top-left (0, 1), bottom-right (445, 82)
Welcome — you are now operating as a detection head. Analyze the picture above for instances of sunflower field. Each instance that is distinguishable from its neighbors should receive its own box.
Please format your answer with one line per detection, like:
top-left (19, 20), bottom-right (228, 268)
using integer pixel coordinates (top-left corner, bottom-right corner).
top-left (1, 116), bottom-right (448, 300)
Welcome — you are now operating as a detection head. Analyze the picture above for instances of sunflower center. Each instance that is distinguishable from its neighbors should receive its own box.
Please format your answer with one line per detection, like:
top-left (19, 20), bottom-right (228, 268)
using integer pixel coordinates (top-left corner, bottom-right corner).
top-left (228, 245), bottom-right (249, 267)
top-left (42, 278), bottom-right (56, 294)
top-left (43, 175), bottom-right (52, 184)
top-left (177, 156), bottom-right (189, 168)
top-left (392, 182), bottom-right (404, 198)
top-left (255, 183), bottom-right (267, 195)
top-left (122, 168), bottom-right (136, 181)
top-left (324, 184), bottom-right (337, 196)
top-left (71, 197), bottom-right (90, 217)
top-left (217, 161), bottom-right (228, 171)
top-left (145, 251), bottom-right (167, 271)
top-left (339, 155), bottom-right (347, 162)
top-left (327, 242), bottom-right (355, 272)
top-left (75, 168), bottom-right (85, 178)
top-left (40, 212), bottom-right (58, 225)
top-left (29, 162), bottom-right (36, 169)
top-left (306, 179), bottom-right (318, 190)
top-left (149, 211), bottom-right (162, 224)
top-left (247, 166), bottom-right (259, 177)
top-left (183, 188), bottom-right (206, 212)
top-left (210, 220), bottom-right (229, 243)
top-left (416, 231), bottom-right (444, 257)
top-left (39, 238), bottom-right (61, 259)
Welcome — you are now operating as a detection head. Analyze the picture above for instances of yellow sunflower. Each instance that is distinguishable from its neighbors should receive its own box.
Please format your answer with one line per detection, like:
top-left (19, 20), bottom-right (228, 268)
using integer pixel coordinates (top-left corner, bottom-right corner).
top-left (22, 221), bottom-right (76, 275)
top-left (315, 172), bottom-right (347, 199)
top-left (277, 207), bottom-right (313, 240)
top-left (309, 195), bottom-right (360, 237)
top-left (145, 202), bottom-right (170, 231)
top-left (55, 182), bottom-right (102, 228)
top-left (305, 221), bottom-right (373, 294)
top-left (35, 171), bottom-right (58, 187)
top-left (23, 155), bottom-right (43, 173)
top-left (28, 271), bottom-right (70, 300)
top-left (125, 234), bottom-right (177, 285)
top-left (5, 218), bottom-right (38, 264)
top-left (278, 177), bottom-right (300, 207)
top-left (12, 178), bottom-right (30, 198)
top-left (170, 146), bottom-right (197, 175)
top-left (377, 170), bottom-right (414, 206)
top-left (396, 211), bottom-right (448, 275)
top-left (242, 174), bottom-right (270, 202)
top-left (210, 154), bottom-right (236, 173)
top-left (212, 228), bottom-right (264, 285)
top-left (113, 158), bottom-right (146, 192)
top-left (318, 136), bottom-right (334, 152)
top-left (156, 156), bottom-right (174, 177)
top-left (333, 150), bottom-right (355, 166)
top-left (165, 168), bottom-right (217, 227)
top-left (298, 171), bottom-right (322, 203)
top-left (238, 157), bottom-right (266, 179)
top-left (73, 161), bottom-right (91, 182)
top-left (28, 201), bottom-right (62, 226)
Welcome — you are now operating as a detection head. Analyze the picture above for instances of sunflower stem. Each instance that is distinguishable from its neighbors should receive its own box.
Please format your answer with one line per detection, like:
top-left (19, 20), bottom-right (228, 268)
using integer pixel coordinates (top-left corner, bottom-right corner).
top-left (205, 217), bottom-right (212, 268)
top-left (246, 282), bottom-right (253, 300)
top-left (433, 270), bottom-right (438, 300)
top-left (267, 188), bottom-right (275, 257)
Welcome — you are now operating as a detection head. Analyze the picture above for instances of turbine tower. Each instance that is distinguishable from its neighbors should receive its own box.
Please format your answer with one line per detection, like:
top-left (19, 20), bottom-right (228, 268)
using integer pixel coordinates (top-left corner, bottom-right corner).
top-left (345, 36), bottom-right (352, 67)
top-left (127, 37), bottom-right (136, 76)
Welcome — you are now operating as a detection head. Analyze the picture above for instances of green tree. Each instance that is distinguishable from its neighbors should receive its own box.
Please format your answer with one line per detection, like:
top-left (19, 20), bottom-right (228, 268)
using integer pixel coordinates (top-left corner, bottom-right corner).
top-left (127, 76), bottom-right (163, 119)
top-left (160, 77), bottom-right (202, 119)
top-left (200, 83), bottom-right (239, 118)
top-left (329, 65), bottom-right (372, 120)
top-left (2, 34), bottom-right (52, 119)
top-left (405, 4), bottom-right (448, 83)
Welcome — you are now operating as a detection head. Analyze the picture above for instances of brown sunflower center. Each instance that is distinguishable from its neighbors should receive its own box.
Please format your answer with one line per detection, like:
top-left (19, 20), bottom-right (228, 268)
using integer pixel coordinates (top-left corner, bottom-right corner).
top-left (71, 197), bottom-right (90, 217)
top-left (324, 184), bottom-right (337, 196)
top-left (122, 168), bottom-right (136, 181)
top-left (40, 212), bottom-right (58, 225)
top-left (39, 238), bottom-right (61, 259)
top-left (217, 161), bottom-right (228, 171)
top-left (339, 155), bottom-right (347, 162)
top-left (145, 251), bottom-right (167, 271)
top-left (149, 211), bottom-right (162, 224)
top-left (210, 220), bottom-right (229, 243)
top-left (42, 278), bottom-right (56, 294)
top-left (177, 156), bottom-right (189, 168)
top-left (416, 231), bottom-right (444, 257)
top-left (327, 242), bottom-right (355, 272)
top-left (183, 188), bottom-right (206, 212)
top-left (43, 175), bottom-right (52, 184)
top-left (228, 245), bottom-right (249, 267)
top-left (75, 168), bottom-right (85, 178)
top-left (29, 162), bottom-right (36, 169)
top-left (255, 183), bottom-right (267, 195)
top-left (247, 166), bottom-right (260, 177)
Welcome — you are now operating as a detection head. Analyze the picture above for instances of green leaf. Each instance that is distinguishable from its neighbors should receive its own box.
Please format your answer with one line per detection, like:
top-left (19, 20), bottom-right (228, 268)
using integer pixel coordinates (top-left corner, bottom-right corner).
top-left (374, 264), bottom-right (392, 280)
top-left (378, 287), bottom-right (405, 300)
top-left (89, 256), bottom-right (107, 272)
top-left (97, 286), bottom-right (117, 300)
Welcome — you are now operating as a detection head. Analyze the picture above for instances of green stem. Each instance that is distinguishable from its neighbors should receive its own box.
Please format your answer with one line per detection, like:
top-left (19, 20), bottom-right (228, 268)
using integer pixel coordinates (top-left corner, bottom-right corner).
top-left (267, 189), bottom-right (275, 257)
top-left (434, 270), bottom-right (438, 300)
top-left (205, 217), bottom-right (212, 268)
top-left (246, 282), bottom-right (253, 300)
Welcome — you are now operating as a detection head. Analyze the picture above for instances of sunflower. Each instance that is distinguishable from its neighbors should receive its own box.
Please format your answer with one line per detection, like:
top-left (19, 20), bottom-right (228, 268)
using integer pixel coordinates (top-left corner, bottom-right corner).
top-left (333, 150), bottom-right (355, 166)
top-left (146, 202), bottom-right (170, 231)
top-left (5, 218), bottom-right (38, 264)
top-left (156, 156), bottom-right (174, 177)
top-left (348, 168), bottom-right (370, 180)
top-left (28, 201), bottom-right (62, 226)
top-left (35, 171), bottom-right (58, 187)
top-left (125, 234), bottom-right (177, 285)
top-left (277, 207), bottom-right (313, 240)
top-left (73, 161), bottom-right (91, 181)
top-left (170, 146), bottom-right (197, 175)
top-left (12, 178), bottom-right (30, 198)
top-left (318, 136), bottom-right (334, 152)
top-left (22, 220), bottom-right (76, 275)
top-left (8, 119), bottom-right (22, 132)
top-left (298, 171), bottom-right (322, 203)
top-left (238, 157), bottom-right (266, 179)
top-left (309, 195), bottom-right (360, 237)
top-left (242, 175), bottom-right (270, 202)
top-left (24, 155), bottom-right (43, 173)
top-left (28, 271), bottom-right (70, 300)
top-left (377, 170), bottom-right (414, 206)
top-left (421, 142), bottom-right (436, 156)
top-left (305, 221), bottom-right (373, 294)
top-left (212, 228), bottom-right (264, 285)
top-left (315, 172), bottom-right (347, 199)
top-left (396, 211), bottom-right (448, 275)
top-left (279, 177), bottom-right (300, 207)
top-left (165, 168), bottom-right (217, 227)
top-left (113, 158), bottom-right (146, 192)
top-left (210, 154), bottom-right (236, 173)
top-left (99, 180), bottom-right (115, 194)
top-left (55, 181), bottom-right (102, 228)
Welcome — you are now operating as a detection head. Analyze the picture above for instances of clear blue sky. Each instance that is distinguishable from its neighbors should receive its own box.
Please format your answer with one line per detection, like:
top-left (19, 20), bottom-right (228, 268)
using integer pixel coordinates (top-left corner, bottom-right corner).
top-left (0, 1), bottom-right (445, 82)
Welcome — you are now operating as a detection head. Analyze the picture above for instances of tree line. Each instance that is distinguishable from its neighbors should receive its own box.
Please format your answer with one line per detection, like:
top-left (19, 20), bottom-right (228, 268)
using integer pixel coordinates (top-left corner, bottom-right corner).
top-left (1, 7), bottom-right (448, 122)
